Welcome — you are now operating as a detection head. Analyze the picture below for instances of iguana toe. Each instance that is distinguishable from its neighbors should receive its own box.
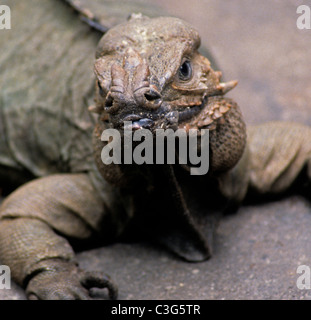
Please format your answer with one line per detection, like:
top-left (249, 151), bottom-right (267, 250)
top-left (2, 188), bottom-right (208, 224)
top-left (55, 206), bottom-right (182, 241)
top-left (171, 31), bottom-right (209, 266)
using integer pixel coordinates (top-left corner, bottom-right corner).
top-left (25, 260), bottom-right (118, 300)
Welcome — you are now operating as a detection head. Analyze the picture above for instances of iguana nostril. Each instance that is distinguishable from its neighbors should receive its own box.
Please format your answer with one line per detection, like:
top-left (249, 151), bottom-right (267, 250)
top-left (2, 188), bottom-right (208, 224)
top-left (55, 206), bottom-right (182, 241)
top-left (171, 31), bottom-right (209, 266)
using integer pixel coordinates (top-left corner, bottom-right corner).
top-left (145, 92), bottom-right (161, 101)
top-left (144, 87), bottom-right (162, 101)
top-left (143, 88), bottom-right (162, 109)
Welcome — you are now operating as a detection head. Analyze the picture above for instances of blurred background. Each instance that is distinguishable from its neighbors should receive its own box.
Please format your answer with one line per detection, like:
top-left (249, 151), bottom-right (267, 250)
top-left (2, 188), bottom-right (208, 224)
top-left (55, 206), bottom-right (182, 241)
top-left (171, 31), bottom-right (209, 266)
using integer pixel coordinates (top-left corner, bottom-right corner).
top-left (156, 0), bottom-right (311, 127)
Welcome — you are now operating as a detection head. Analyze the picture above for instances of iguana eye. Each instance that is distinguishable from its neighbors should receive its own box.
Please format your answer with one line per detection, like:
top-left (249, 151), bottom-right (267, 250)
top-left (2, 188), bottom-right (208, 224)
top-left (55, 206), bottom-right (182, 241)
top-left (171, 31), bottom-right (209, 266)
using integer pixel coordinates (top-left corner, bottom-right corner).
top-left (178, 60), bottom-right (192, 81)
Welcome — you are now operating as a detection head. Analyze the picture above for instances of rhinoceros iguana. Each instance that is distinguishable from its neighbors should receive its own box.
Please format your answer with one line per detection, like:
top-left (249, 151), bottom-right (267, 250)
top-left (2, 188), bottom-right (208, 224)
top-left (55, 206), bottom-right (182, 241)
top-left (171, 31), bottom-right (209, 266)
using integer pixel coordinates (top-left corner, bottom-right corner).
top-left (0, 0), bottom-right (311, 300)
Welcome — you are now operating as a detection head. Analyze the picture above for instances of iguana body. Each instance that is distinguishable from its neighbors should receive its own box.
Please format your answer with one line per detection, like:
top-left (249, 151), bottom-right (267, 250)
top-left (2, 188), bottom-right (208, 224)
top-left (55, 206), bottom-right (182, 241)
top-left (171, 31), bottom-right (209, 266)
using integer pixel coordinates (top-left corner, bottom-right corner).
top-left (0, 0), bottom-right (311, 300)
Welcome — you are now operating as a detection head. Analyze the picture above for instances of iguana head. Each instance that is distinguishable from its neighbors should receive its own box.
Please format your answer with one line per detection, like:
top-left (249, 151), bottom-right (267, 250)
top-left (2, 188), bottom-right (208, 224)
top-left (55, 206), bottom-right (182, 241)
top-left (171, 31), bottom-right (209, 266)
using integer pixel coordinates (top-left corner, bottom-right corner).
top-left (93, 15), bottom-right (246, 173)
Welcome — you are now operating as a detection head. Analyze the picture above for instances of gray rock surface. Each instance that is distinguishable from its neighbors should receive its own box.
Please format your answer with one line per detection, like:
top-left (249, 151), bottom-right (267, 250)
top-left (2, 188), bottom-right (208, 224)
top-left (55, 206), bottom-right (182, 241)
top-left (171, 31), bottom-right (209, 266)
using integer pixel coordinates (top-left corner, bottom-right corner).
top-left (1, 0), bottom-right (311, 300)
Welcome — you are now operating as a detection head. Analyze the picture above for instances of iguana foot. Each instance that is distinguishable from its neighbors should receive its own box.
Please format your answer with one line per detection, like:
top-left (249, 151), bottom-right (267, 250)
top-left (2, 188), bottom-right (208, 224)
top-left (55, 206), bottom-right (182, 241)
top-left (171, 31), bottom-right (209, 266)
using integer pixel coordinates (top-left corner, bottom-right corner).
top-left (26, 260), bottom-right (118, 300)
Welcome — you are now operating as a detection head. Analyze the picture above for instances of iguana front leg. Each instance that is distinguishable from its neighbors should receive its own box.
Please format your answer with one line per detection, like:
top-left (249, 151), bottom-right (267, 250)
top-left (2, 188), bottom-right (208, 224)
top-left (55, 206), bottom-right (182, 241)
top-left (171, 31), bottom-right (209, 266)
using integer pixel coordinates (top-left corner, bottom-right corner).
top-left (0, 173), bottom-right (118, 300)
top-left (247, 122), bottom-right (311, 194)
top-left (219, 121), bottom-right (311, 202)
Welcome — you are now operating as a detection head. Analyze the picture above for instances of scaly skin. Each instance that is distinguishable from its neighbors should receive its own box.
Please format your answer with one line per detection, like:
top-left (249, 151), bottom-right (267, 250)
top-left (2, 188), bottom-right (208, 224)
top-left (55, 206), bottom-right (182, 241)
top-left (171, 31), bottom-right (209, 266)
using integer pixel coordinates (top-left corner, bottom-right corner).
top-left (1, 2), bottom-right (311, 300)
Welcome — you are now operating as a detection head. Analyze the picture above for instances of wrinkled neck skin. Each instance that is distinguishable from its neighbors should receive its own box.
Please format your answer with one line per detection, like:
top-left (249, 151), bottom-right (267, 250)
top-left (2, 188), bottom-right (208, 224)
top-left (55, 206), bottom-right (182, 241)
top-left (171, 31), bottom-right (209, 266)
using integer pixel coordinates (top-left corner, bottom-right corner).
top-left (91, 15), bottom-right (247, 261)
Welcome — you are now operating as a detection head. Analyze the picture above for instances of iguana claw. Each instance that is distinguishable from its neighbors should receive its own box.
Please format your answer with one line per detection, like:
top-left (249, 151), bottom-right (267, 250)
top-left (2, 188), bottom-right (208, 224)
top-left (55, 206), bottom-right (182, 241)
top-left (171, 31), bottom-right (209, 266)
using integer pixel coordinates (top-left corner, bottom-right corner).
top-left (80, 270), bottom-right (118, 300)
top-left (26, 260), bottom-right (118, 300)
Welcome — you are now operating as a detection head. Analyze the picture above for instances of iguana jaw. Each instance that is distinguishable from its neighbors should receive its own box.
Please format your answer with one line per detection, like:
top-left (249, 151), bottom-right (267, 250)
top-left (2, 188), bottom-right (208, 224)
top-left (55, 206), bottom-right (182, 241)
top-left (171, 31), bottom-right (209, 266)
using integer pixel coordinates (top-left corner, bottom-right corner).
top-left (178, 81), bottom-right (238, 132)
top-left (114, 82), bottom-right (237, 133)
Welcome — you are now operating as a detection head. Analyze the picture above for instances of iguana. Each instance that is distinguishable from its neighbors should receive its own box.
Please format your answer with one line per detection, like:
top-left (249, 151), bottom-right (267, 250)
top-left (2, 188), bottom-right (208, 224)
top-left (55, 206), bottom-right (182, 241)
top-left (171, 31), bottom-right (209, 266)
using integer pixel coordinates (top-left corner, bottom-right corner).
top-left (0, 0), bottom-right (311, 300)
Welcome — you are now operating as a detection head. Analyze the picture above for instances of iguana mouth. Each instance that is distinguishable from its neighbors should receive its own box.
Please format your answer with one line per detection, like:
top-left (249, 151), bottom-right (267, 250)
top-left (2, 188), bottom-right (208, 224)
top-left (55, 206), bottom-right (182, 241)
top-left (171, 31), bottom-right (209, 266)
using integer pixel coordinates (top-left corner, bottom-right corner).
top-left (176, 95), bottom-right (209, 123)
top-left (182, 95), bottom-right (235, 131)
top-left (108, 93), bottom-right (232, 135)
top-left (117, 93), bottom-right (233, 133)
top-left (116, 96), bottom-right (207, 131)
